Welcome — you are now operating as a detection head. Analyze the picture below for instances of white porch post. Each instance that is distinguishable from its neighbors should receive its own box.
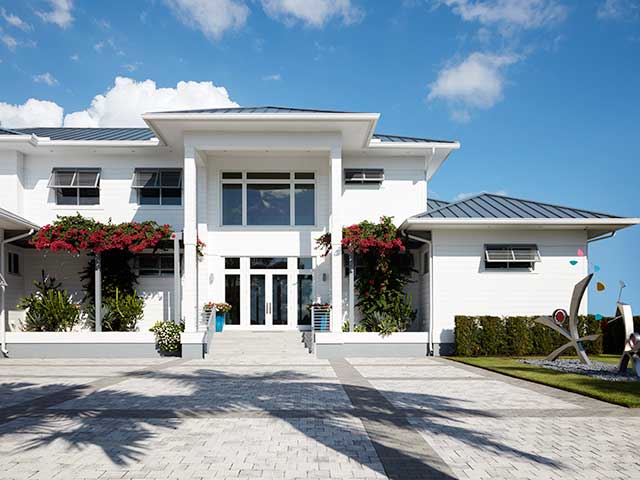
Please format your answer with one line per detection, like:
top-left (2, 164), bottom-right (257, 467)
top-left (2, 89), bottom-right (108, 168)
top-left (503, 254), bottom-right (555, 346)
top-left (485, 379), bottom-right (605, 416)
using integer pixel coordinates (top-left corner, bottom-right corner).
top-left (330, 144), bottom-right (343, 332)
top-left (183, 147), bottom-right (198, 332)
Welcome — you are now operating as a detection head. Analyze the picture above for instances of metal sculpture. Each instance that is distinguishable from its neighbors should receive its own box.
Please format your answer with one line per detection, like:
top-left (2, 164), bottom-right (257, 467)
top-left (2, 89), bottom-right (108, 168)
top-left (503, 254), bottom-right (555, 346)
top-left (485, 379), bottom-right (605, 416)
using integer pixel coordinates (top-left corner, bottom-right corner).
top-left (534, 273), bottom-right (601, 365)
top-left (608, 281), bottom-right (640, 377)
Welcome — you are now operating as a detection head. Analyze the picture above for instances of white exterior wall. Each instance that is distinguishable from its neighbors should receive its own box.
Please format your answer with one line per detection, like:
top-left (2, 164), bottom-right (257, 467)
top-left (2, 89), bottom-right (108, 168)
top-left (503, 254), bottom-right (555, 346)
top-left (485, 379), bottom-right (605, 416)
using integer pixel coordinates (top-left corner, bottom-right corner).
top-left (431, 229), bottom-right (589, 345)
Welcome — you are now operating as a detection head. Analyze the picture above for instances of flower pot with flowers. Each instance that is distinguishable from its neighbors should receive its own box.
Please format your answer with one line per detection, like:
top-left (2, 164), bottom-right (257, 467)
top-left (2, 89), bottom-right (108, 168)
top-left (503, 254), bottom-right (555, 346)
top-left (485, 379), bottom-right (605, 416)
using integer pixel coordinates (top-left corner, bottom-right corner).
top-left (203, 302), bottom-right (232, 332)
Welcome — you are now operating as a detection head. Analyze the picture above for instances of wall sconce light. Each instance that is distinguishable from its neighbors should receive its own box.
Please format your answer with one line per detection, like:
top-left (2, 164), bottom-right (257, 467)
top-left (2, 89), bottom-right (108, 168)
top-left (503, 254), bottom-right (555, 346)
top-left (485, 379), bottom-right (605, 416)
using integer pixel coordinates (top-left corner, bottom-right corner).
top-left (322, 273), bottom-right (327, 282)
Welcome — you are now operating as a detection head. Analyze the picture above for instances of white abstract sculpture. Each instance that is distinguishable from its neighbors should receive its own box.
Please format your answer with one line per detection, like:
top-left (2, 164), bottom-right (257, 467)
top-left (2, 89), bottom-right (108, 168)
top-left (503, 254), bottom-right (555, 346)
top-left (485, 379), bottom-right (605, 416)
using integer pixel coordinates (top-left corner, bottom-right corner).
top-left (609, 281), bottom-right (640, 377)
top-left (534, 273), bottom-right (601, 365)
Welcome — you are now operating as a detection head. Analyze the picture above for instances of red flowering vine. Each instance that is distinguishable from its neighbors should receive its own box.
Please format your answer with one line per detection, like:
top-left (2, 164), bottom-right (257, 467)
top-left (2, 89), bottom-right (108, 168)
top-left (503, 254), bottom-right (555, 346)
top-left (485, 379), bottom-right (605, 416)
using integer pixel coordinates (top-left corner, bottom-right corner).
top-left (31, 214), bottom-right (173, 254)
top-left (316, 216), bottom-right (406, 257)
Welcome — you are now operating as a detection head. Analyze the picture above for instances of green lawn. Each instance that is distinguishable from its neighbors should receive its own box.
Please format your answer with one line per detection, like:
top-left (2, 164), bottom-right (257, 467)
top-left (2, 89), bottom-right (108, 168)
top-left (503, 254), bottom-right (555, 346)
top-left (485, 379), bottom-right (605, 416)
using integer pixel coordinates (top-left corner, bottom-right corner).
top-left (447, 355), bottom-right (640, 408)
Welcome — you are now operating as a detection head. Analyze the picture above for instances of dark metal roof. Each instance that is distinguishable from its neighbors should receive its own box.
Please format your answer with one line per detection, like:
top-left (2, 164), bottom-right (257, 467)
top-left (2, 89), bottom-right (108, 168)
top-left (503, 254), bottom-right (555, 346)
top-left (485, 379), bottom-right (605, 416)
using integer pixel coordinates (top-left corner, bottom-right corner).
top-left (373, 133), bottom-right (457, 144)
top-left (427, 198), bottom-right (450, 211)
top-left (0, 127), bottom-right (21, 135)
top-left (415, 193), bottom-right (621, 219)
top-left (11, 127), bottom-right (156, 141)
top-left (1, 126), bottom-right (454, 144)
top-left (150, 106), bottom-right (356, 114)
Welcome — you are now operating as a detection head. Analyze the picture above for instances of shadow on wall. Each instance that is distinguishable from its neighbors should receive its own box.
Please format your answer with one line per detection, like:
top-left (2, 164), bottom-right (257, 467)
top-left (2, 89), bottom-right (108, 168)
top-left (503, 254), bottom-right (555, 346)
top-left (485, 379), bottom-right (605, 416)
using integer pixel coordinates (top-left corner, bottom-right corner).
top-left (0, 367), bottom-right (565, 475)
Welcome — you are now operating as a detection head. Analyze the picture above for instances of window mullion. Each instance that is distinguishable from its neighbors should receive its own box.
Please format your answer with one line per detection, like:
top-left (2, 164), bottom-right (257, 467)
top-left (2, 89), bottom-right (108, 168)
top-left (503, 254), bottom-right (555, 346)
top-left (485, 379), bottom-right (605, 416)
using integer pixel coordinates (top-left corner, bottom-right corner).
top-left (290, 181), bottom-right (295, 226)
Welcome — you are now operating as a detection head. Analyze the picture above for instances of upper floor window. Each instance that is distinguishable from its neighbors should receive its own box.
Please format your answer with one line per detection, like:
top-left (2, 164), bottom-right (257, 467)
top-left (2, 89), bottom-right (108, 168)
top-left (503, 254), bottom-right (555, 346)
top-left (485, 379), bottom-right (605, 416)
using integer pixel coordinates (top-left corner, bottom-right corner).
top-left (48, 168), bottom-right (100, 206)
top-left (221, 172), bottom-right (315, 226)
top-left (344, 168), bottom-right (384, 185)
top-left (484, 244), bottom-right (541, 271)
top-left (132, 169), bottom-right (183, 206)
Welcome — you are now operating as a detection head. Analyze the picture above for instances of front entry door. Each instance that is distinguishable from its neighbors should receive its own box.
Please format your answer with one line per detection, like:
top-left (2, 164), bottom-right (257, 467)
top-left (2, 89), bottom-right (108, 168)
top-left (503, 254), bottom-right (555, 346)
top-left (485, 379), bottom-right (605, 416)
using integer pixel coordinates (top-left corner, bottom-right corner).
top-left (250, 273), bottom-right (288, 326)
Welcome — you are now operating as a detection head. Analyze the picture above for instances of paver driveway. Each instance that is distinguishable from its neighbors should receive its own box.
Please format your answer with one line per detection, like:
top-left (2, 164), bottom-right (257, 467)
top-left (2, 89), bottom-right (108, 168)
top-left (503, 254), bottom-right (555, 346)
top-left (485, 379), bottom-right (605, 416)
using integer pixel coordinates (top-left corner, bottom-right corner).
top-left (1, 332), bottom-right (639, 480)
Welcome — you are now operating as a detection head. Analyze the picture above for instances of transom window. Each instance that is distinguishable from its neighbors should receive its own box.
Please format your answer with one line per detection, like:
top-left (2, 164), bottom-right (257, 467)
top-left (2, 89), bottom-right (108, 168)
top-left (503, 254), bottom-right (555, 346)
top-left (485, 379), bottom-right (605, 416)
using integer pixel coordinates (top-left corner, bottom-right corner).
top-left (132, 169), bottom-right (183, 205)
top-left (222, 172), bottom-right (315, 226)
top-left (135, 253), bottom-right (175, 276)
top-left (484, 244), bottom-right (541, 270)
top-left (47, 168), bottom-right (100, 206)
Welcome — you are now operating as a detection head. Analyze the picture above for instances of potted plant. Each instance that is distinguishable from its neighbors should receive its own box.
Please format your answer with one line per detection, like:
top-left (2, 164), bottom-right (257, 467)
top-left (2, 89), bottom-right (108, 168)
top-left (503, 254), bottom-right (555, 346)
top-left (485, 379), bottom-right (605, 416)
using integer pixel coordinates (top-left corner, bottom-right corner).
top-left (212, 302), bottom-right (232, 332)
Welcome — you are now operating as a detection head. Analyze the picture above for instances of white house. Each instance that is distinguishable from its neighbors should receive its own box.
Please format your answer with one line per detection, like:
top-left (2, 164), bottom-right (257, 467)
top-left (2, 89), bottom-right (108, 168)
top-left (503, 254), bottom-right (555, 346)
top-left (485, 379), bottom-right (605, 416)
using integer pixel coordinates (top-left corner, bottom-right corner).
top-left (0, 106), bottom-right (637, 358)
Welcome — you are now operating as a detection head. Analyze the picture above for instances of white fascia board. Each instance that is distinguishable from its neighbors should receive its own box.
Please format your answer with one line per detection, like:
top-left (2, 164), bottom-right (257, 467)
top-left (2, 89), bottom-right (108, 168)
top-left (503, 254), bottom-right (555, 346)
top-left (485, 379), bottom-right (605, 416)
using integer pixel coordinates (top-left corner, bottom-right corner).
top-left (0, 136), bottom-right (160, 149)
top-left (401, 217), bottom-right (640, 230)
top-left (142, 112), bottom-right (380, 123)
top-left (0, 207), bottom-right (39, 230)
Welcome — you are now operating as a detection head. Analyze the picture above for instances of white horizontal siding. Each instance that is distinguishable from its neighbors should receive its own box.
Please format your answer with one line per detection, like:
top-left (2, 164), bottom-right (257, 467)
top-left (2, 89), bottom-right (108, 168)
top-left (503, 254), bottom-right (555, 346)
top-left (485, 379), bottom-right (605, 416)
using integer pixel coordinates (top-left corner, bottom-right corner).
top-left (432, 229), bottom-right (589, 344)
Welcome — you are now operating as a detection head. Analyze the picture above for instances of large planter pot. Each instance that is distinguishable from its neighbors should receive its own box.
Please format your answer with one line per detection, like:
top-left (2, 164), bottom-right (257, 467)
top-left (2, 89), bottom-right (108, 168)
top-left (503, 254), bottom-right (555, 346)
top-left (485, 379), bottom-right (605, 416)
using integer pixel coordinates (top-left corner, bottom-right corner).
top-left (215, 312), bottom-right (225, 332)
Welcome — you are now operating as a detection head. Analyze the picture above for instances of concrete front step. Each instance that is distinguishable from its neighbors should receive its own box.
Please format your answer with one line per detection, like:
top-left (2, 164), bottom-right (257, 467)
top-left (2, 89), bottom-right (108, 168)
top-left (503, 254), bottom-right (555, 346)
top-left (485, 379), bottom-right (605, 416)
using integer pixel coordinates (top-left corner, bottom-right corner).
top-left (205, 331), bottom-right (314, 362)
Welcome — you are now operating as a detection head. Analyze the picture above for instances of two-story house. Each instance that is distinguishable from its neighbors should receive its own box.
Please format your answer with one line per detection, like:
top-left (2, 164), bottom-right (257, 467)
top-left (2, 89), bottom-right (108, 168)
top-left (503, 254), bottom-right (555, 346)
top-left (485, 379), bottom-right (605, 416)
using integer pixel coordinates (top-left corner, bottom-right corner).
top-left (0, 106), bottom-right (637, 358)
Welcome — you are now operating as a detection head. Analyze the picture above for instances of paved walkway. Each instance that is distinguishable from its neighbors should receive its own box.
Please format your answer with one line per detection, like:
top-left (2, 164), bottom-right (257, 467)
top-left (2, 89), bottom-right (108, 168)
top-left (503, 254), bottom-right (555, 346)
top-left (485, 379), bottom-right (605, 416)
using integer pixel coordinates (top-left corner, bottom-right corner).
top-left (1, 332), bottom-right (639, 479)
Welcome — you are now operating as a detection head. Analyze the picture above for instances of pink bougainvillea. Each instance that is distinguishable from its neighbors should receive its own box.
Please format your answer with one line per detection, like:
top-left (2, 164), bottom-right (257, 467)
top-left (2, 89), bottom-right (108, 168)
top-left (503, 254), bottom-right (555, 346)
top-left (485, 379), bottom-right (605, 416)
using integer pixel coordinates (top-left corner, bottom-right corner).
top-left (31, 214), bottom-right (172, 254)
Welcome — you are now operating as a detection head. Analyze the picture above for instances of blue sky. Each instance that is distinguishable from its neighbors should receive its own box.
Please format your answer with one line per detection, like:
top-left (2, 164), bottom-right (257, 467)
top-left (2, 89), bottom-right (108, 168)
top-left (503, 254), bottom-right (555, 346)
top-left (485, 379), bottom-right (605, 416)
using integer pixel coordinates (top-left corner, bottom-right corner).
top-left (0, 0), bottom-right (638, 314)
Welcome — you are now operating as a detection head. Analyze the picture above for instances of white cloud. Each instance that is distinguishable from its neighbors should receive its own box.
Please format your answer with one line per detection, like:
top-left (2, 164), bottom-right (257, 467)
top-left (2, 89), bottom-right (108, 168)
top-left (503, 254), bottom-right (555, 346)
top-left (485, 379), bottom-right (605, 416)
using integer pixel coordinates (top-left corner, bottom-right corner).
top-left (70, 53), bottom-right (79, 61)
top-left (1, 34), bottom-right (18, 51)
top-left (597, 0), bottom-right (639, 21)
top-left (36, 0), bottom-right (74, 29)
top-left (262, 73), bottom-right (282, 81)
top-left (164, 0), bottom-right (249, 40)
top-left (32, 72), bottom-right (58, 86)
top-left (63, 77), bottom-right (239, 127)
top-left (0, 98), bottom-right (64, 127)
top-left (440, 0), bottom-right (567, 31)
top-left (1, 8), bottom-right (33, 31)
top-left (454, 189), bottom-right (507, 201)
top-left (428, 52), bottom-right (519, 121)
top-left (260, 0), bottom-right (363, 27)
top-left (122, 63), bottom-right (141, 72)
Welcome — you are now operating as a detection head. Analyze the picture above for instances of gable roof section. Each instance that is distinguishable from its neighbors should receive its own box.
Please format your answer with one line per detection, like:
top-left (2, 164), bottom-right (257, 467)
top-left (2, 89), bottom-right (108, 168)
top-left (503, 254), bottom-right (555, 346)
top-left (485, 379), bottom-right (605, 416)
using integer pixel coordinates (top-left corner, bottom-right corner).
top-left (11, 127), bottom-right (156, 141)
top-left (373, 133), bottom-right (457, 144)
top-left (416, 193), bottom-right (621, 219)
top-left (0, 127), bottom-right (22, 135)
top-left (427, 198), bottom-right (450, 211)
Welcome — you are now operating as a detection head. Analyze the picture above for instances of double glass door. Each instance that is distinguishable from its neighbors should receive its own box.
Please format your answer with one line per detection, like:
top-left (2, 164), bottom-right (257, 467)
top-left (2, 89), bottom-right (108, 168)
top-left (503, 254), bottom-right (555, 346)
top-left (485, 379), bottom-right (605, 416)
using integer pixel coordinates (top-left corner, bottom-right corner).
top-left (250, 272), bottom-right (288, 326)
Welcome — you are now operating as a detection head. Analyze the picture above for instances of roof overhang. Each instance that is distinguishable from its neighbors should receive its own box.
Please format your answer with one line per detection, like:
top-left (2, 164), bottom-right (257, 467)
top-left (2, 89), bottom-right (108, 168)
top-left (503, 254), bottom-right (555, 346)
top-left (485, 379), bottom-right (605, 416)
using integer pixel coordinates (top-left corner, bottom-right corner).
top-left (0, 208), bottom-right (39, 231)
top-left (0, 135), bottom-right (161, 151)
top-left (400, 217), bottom-right (640, 240)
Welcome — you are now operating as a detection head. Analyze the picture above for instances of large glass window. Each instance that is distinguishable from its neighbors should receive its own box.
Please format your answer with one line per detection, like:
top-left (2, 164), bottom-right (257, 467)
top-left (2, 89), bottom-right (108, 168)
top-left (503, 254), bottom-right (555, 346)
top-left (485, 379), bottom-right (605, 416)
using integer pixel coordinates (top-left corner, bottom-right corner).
top-left (250, 257), bottom-right (288, 269)
top-left (48, 168), bottom-right (100, 206)
top-left (221, 172), bottom-right (315, 226)
top-left (247, 184), bottom-right (290, 225)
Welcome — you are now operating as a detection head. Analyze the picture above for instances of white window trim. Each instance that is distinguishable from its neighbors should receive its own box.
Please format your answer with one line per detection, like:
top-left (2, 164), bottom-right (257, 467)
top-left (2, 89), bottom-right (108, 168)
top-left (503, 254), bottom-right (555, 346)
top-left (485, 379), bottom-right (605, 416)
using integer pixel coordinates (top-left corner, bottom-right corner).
top-left (484, 244), bottom-right (541, 271)
top-left (220, 171), bottom-right (317, 227)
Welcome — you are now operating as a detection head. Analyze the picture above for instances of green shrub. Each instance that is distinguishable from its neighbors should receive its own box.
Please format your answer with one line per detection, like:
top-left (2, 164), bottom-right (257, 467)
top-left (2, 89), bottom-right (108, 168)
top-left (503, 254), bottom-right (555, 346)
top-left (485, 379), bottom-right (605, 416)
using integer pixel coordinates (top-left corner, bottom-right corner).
top-left (150, 321), bottom-right (184, 354)
top-left (453, 314), bottom-right (603, 357)
top-left (83, 289), bottom-right (145, 332)
top-left (454, 316), bottom-right (480, 356)
top-left (18, 273), bottom-right (80, 332)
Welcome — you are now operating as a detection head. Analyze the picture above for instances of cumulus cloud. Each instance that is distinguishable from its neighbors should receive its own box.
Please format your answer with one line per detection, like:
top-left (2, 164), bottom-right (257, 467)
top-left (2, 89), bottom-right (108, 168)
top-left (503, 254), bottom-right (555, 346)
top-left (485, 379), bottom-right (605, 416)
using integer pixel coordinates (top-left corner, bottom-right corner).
top-left (597, 0), bottom-right (639, 21)
top-left (63, 77), bottom-right (239, 127)
top-left (427, 52), bottom-right (519, 121)
top-left (0, 77), bottom-right (239, 129)
top-left (1, 8), bottom-right (33, 31)
top-left (260, 0), bottom-right (363, 27)
top-left (36, 0), bottom-right (74, 29)
top-left (0, 98), bottom-right (63, 127)
top-left (1, 34), bottom-right (18, 51)
top-left (440, 0), bottom-right (567, 31)
top-left (164, 0), bottom-right (249, 41)
top-left (32, 72), bottom-right (58, 86)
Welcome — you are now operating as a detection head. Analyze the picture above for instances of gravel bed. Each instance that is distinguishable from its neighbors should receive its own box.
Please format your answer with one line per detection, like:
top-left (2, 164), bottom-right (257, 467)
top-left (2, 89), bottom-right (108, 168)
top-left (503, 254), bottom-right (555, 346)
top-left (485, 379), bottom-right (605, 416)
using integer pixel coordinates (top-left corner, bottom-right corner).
top-left (520, 359), bottom-right (639, 382)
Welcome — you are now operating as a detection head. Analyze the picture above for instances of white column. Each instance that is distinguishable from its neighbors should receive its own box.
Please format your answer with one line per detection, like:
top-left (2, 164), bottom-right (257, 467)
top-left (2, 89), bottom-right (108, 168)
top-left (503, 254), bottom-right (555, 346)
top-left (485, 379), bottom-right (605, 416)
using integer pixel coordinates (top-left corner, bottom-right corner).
top-left (183, 147), bottom-right (198, 333)
top-left (329, 145), bottom-right (343, 332)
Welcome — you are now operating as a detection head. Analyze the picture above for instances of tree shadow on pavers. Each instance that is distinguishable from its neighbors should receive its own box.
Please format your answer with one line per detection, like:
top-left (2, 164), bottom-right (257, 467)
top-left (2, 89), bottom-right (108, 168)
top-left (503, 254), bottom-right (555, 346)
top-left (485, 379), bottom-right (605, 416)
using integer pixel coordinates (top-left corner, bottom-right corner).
top-left (1, 369), bottom-right (565, 476)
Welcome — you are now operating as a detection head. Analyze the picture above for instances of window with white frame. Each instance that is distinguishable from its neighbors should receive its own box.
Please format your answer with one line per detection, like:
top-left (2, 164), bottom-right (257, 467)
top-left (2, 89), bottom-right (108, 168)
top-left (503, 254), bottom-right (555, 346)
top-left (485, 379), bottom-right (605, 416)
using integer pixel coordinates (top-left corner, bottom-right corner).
top-left (484, 244), bottom-right (541, 270)
top-left (221, 172), bottom-right (315, 226)
top-left (7, 252), bottom-right (20, 275)
top-left (135, 253), bottom-right (175, 276)
top-left (47, 168), bottom-right (100, 205)
top-left (132, 169), bottom-right (183, 205)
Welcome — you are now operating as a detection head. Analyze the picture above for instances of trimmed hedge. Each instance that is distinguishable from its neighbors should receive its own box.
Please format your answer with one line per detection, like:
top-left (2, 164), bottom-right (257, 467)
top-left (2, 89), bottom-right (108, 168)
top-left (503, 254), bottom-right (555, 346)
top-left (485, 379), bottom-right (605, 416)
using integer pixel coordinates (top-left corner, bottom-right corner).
top-left (454, 315), bottom-right (605, 357)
